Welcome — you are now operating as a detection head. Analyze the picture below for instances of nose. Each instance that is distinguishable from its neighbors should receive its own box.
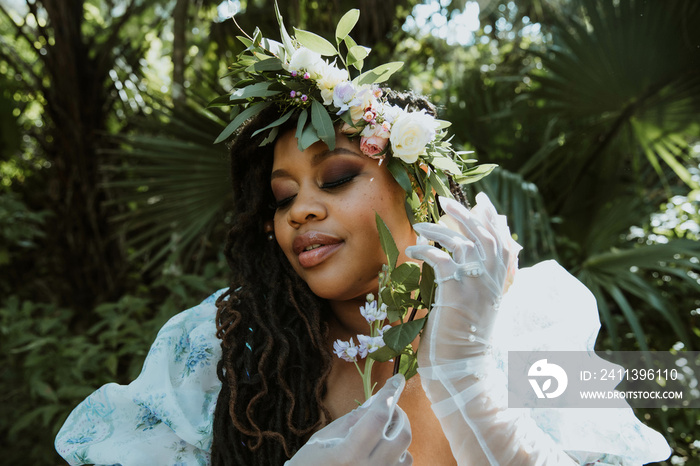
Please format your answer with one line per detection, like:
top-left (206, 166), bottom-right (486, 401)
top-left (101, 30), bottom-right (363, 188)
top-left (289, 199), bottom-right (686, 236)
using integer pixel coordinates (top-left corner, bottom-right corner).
top-left (287, 185), bottom-right (327, 227)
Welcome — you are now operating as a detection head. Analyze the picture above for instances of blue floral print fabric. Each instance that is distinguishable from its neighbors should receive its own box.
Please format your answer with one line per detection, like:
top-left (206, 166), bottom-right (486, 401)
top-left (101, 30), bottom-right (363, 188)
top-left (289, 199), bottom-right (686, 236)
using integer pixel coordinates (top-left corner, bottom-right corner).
top-left (56, 264), bottom-right (670, 465)
top-left (55, 290), bottom-right (224, 466)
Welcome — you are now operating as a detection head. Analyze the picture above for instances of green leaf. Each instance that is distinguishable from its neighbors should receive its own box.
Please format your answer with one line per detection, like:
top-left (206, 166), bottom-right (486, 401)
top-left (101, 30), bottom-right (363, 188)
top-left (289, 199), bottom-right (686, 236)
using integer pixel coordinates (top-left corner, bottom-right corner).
top-left (435, 119), bottom-right (452, 130)
top-left (427, 171), bottom-right (451, 197)
top-left (299, 120), bottom-right (320, 150)
top-left (454, 163), bottom-right (498, 184)
top-left (214, 101), bottom-right (271, 144)
top-left (295, 109), bottom-right (308, 144)
top-left (231, 82), bottom-right (279, 100)
top-left (387, 158), bottom-right (412, 193)
top-left (419, 263), bottom-right (436, 308)
top-left (398, 352), bottom-right (419, 379)
top-left (247, 57), bottom-right (283, 72)
top-left (391, 262), bottom-right (421, 291)
top-left (353, 62), bottom-right (404, 86)
top-left (347, 45), bottom-right (370, 67)
top-left (260, 126), bottom-right (280, 146)
top-left (310, 100), bottom-right (336, 149)
top-left (294, 28), bottom-right (338, 56)
top-left (430, 154), bottom-right (462, 175)
top-left (368, 344), bottom-right (399, 362)
top-left (274, 1), bottom-right (296, 57)
top-left (207, 94), bottom-right (232, 108)
top-left (335, 9), bottom-right (360, 44)
top-left (375, 213), bottom-right (399, 269)
top-left (383, 318), bottom-right (426, 352)
top-left (252, 111), bottom-right (293, 137)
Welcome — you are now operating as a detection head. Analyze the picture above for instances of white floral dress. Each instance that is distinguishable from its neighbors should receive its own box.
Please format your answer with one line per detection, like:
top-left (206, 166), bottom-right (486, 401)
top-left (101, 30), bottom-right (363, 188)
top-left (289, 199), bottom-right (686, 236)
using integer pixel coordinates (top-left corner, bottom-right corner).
top-left (55, 262), bottom-right (671, 465)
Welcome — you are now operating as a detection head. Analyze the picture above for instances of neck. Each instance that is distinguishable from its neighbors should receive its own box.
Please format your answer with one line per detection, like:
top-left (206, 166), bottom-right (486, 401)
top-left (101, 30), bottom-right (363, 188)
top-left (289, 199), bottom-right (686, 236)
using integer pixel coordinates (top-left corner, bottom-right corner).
top-left (327, 296), bottom-right (374, 341)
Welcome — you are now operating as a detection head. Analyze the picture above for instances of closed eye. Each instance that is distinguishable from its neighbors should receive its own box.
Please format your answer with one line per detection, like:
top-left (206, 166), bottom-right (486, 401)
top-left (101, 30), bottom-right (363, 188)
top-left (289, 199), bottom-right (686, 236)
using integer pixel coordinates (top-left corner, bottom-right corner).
top-left (321, 174), bottom-right (357, 190)
top-left (275, 195), bottom-right (296, 209)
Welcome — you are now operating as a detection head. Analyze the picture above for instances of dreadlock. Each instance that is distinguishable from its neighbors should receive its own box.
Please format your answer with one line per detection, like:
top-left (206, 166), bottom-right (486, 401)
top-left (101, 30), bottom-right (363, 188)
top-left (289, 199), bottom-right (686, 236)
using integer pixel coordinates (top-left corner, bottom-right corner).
top-left (210, 91), bottom-right (463, 465)
top-left (211, 106), bottom-right (333, 465)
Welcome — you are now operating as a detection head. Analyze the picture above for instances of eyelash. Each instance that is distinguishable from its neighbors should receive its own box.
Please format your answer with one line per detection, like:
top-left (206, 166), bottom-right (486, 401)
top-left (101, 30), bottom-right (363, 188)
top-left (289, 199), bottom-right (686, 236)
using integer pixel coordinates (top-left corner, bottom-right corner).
top-left (274, 174), bottom-right (357, 209)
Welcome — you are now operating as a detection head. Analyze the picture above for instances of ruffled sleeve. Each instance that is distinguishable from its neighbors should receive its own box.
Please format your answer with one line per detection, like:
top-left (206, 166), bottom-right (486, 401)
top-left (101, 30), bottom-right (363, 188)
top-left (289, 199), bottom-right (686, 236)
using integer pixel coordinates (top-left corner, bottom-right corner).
top-left (492, 260), bottom-right (671, 465)
top-left (55, 290), bottom-right (225, 466)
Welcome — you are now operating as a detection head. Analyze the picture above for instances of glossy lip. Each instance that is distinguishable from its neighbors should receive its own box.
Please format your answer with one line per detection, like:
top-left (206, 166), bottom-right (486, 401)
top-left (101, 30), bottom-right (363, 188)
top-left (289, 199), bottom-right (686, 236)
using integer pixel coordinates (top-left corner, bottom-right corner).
top-left (293, 231), bottom-right (343, 268)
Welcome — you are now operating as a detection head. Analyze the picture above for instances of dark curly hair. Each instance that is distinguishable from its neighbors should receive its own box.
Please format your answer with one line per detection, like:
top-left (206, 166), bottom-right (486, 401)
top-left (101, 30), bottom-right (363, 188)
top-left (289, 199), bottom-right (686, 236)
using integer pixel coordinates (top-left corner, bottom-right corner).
top-left (211, 91), bottom-right (465, 465)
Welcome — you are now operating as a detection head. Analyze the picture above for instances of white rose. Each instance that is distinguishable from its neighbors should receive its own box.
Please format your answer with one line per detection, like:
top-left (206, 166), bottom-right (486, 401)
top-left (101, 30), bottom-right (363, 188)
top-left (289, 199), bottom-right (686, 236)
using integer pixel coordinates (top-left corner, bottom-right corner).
top-left (288, 47), bottom-right (323, 72)
top-left (389, 111), bottom-right (438, 163)
top-left (316, 62), bottom-right (349, 105)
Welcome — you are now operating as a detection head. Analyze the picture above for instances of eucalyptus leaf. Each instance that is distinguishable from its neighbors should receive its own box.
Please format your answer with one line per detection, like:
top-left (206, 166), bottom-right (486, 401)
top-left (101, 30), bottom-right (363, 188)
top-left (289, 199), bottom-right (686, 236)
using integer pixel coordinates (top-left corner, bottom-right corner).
top-left (454, 164), bottom-right (498, 184)
top-left (347, 45), bottom-right (370, 65)
top-left (435, 119), bottom-right (452, 130)
top-left (260, 126), bottom-right (279, 146)
top-left (383, 318), bottom-right (426, 352)
top-left (274, 1), bottom-right (296, 57)
top-left (252, 111), bottom-right (293, 137)
top-left (294, 28), bottom-right (338, 56)
top-left (231, 82), bottom-right (278, 100)
top-left (247, 57), bottom-right (283, 72)
top-left (353, 62), bottom-right (404, 86)
top-left (335, 9), bottom-right (360, 44)
top-left (295, 109), bottom-right (308, 144)
top-left (427, 171), bottom-right (451, 197)
top-left (430, 154), bottom-right (462, 175)
top-left (310, 100), bottom-right (336, 149)
top-left (375, 213), bottom-right (399, 269)
top-left (252, 27), bottom-right (262, 47)
top-left (207, 94), bottom-right (231, 108)
top-left (387, 158), bottom-right (412, 193)
top-left (215, 101), bottom-right (271, 144)
top-left (299, 120), bottom-right (320, 150)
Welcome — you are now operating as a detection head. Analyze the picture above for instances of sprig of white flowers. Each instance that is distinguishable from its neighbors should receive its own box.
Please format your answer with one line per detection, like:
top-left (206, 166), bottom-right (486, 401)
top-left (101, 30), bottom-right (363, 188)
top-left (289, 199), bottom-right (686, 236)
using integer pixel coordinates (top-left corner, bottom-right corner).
top-left (333, 294), bottom-right (391, 400)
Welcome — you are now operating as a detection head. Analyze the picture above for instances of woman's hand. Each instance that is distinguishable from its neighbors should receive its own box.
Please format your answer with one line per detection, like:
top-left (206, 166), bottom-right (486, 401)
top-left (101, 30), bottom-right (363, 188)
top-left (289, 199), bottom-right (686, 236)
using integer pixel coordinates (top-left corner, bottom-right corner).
top-left (285, 374), bottom-right (413, 466)
top-left (404, 194), bottom-right (574, 466)
top-left (406, 193), bottom-right (520, 367)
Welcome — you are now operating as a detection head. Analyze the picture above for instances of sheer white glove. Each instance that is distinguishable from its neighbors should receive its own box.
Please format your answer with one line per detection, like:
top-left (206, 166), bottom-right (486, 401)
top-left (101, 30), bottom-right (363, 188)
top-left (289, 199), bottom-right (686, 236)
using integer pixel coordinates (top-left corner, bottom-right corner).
top-left (406, 193), bottom-right (575, 466)
top-left (284, 374), bottom-right (412, 466)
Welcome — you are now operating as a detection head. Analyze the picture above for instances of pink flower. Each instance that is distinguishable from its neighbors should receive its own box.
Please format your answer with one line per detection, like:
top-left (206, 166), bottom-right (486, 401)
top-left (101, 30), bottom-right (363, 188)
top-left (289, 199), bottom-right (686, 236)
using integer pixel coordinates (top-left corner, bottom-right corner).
top-left (360, 135), bottom-right (389, 159)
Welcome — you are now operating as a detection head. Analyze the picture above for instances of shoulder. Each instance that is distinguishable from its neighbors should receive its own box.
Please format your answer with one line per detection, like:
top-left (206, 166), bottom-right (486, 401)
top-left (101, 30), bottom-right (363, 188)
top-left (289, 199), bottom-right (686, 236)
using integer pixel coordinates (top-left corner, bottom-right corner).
top-left (55, 289), bottom-right (228, 465)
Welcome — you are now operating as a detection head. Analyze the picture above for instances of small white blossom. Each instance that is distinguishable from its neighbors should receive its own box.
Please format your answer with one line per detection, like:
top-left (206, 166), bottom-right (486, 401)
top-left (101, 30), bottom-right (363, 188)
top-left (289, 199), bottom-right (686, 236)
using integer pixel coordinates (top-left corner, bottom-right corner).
top-left (360, 300), bottom-right (388, 323)
top-left (357, 334), bottom-right (386, 358)
top-left (333, 338), bottom-right (360, 362)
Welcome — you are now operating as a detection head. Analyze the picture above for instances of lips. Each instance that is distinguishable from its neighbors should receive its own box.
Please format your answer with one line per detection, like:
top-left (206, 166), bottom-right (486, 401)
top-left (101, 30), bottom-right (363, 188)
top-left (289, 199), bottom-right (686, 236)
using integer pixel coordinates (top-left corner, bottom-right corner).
top-left (293, 231), bottom-right (343, 268)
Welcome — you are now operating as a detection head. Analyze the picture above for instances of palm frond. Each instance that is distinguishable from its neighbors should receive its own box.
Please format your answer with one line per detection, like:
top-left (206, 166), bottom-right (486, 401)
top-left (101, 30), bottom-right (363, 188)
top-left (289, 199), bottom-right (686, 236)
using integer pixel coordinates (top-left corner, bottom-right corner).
top-left (103, 103), bottom-right (229, 274)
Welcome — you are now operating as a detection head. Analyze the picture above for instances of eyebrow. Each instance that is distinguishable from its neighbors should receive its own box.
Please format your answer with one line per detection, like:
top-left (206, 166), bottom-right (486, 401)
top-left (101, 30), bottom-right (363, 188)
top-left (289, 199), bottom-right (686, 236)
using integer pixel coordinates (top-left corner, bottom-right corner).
top-left (270, 146), bottom-right (362, 180)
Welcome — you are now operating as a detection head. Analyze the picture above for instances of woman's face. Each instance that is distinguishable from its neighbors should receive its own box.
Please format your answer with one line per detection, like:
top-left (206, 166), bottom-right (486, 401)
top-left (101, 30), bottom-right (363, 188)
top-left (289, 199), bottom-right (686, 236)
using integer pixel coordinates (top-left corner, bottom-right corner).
top-left (271, 129), bottom-right (416, 302)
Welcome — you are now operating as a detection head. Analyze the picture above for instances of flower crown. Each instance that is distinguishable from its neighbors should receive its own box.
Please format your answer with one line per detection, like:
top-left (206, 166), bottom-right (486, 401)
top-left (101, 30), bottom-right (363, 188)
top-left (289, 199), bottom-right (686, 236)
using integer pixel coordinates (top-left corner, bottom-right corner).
top-left (212, 4), bottom-right (495, 223)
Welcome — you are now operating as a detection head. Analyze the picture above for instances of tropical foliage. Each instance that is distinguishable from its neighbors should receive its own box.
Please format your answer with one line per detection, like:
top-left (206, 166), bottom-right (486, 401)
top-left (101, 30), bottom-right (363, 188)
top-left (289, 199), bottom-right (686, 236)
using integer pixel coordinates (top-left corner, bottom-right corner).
top-left (0, 0), bottom-right (698, 464)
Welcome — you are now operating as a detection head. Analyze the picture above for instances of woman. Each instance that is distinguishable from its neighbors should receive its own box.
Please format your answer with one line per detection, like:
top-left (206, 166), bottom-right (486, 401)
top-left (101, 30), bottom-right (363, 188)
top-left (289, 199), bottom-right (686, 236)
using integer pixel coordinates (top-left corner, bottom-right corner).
top-left (56, 9), bottom-right (671, 466)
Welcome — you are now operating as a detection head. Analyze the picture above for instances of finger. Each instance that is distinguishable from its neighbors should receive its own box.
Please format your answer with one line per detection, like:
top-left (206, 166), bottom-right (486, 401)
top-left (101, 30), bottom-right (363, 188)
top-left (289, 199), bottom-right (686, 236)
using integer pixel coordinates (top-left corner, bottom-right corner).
top-left (370, 406), bottom-right (413, 465)
top-left (347, 374), bottom-right (406, 448)
top-left (440, 197), bottom-right (494, 261)
top-left (412, 223), bottom-right (470, 254)
top-left (405, 244), bottom-right (454, 281)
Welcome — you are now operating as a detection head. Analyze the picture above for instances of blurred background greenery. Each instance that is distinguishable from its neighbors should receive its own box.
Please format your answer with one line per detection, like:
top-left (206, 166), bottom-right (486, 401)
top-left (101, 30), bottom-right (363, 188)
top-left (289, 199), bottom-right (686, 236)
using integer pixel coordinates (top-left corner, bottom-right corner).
top-left (0, 0), bottom-right (698, 463)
